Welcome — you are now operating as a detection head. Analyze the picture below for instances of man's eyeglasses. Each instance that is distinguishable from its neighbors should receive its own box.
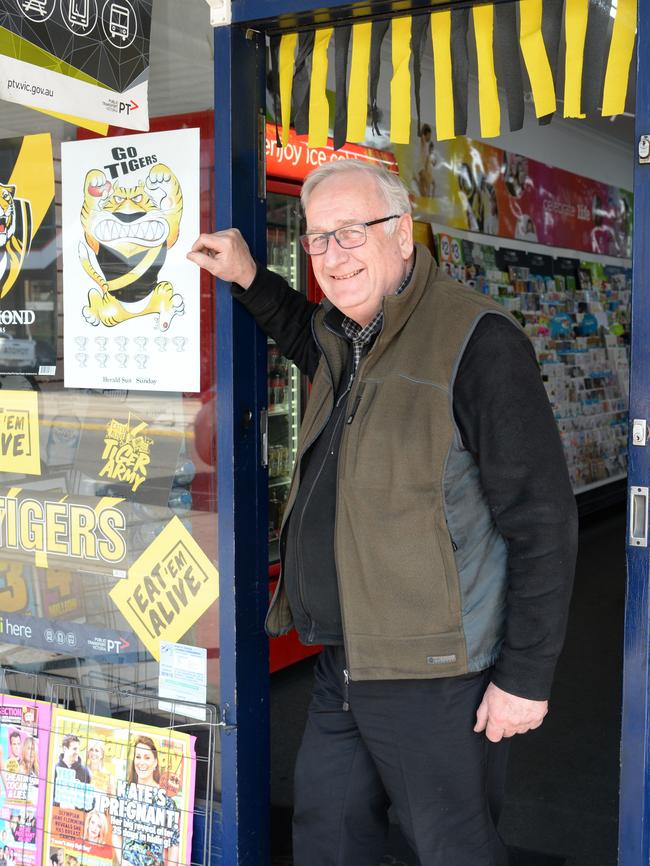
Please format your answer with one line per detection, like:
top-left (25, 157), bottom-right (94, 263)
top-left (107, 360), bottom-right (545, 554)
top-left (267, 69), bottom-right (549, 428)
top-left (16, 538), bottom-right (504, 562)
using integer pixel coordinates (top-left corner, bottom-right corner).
top-left (299, 214), bottom-right (401, 256)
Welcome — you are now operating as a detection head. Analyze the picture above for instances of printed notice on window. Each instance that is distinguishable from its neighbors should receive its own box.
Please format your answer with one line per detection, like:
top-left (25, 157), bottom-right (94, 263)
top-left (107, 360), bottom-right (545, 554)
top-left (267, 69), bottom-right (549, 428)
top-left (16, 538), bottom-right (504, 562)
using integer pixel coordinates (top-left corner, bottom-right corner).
top-left (158, 641), bottom-right (207, 721)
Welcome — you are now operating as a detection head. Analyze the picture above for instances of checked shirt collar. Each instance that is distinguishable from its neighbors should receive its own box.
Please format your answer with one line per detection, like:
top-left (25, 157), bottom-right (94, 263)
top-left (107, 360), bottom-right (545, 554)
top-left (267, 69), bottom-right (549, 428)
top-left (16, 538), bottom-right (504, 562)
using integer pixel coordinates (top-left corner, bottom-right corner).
top-left (340, 257), bottom-right (415, 375)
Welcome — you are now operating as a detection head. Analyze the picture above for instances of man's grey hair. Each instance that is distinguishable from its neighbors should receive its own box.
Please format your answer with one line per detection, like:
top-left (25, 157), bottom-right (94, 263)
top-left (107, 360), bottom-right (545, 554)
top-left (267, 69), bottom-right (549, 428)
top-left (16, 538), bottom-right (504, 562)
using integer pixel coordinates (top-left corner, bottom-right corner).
top-left (301, 160), bottom-right (411, 235)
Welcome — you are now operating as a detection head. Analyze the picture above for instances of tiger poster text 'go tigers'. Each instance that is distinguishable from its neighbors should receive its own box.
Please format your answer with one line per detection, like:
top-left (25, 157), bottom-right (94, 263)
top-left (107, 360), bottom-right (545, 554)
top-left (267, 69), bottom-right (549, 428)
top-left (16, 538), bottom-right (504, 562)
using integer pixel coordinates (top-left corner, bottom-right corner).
top-left (61, 129), bottom-right (200, 393)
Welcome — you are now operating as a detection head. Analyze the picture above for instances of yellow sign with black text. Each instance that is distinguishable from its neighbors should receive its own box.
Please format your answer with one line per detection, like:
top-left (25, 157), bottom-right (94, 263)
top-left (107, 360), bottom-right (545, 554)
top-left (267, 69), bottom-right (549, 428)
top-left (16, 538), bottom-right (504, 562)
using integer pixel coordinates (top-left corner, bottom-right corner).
top-left (110, 516), bottom-right (219, 659)
top-left (0, 391), bottom-right (40, 474)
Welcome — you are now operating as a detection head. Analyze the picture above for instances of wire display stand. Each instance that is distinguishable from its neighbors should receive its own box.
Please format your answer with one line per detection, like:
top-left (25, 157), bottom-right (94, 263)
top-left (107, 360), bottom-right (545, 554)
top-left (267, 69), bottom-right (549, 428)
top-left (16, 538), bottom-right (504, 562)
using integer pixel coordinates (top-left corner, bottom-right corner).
top-left (0, 667), bottom-right (220, 866)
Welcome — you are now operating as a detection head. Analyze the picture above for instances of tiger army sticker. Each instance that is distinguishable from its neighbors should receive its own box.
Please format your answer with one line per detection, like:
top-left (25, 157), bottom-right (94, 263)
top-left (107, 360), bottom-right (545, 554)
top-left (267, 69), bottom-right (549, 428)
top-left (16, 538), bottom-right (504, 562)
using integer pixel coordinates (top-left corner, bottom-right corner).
top-left (61, 128), bottom-right (200, 393)
top-left (0, 134), bottom-right (57, 376)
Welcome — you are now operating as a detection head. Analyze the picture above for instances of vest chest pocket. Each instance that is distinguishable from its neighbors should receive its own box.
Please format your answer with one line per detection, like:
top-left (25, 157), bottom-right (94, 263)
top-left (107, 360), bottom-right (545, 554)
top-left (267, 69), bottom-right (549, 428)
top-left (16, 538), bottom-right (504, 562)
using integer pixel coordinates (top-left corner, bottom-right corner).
top-left (342, 374), bottom-right (452, 488)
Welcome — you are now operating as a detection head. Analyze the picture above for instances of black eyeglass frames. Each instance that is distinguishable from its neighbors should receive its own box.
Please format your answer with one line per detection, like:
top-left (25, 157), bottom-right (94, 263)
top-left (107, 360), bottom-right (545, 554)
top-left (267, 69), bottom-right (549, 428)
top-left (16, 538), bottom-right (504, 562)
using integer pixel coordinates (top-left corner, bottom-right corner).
top-left (299, 214), bottom-right (401, 256)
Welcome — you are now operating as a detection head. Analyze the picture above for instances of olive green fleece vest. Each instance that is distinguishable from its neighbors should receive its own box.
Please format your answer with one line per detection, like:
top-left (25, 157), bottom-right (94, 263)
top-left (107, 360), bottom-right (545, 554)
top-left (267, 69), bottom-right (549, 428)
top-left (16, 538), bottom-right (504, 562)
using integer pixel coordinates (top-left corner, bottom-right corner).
top-left (266, 244), bottom-right (516, 681)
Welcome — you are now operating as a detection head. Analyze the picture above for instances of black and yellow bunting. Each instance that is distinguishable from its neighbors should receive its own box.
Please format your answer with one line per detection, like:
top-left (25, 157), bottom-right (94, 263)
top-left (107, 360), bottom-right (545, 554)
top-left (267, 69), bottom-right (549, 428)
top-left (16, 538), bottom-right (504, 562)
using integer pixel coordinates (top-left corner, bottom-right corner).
top-left (272, 0), bottom-right (637, 149)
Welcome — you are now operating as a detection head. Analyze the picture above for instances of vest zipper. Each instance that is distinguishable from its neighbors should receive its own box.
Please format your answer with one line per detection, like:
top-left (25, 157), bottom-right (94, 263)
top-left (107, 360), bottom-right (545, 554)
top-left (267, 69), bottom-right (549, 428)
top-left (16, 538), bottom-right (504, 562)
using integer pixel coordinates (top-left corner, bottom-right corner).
top-left (269, 318), bottom-right (340, 632)
top-left (342, 669), bottom-right (350, 711)
top-left (333, 350), bottom-right (371, 681)
top-left (346, 394), bottom-right (362, 424)
top-left (293, 408), bottom-right (347, 642)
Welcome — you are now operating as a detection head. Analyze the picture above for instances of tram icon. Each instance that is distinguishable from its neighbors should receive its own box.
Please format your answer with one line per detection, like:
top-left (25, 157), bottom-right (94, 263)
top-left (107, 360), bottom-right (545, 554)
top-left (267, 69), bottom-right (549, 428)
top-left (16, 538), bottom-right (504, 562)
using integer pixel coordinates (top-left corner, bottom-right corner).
top-left (108, 2), bottom-right (130, 41)
top-left (19, 0), bottom-right (52, 18)
top-left (68, 0), bottom-right (90, 28)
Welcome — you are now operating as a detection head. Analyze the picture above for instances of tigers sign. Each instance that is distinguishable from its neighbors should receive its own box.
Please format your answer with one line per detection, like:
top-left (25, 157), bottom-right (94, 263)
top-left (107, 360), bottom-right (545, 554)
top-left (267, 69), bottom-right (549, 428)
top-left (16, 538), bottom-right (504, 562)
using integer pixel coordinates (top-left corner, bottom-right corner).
top-left (0, 134), bottom-right (57, 376)
top-left (61, 129), bottom-right (200, 393)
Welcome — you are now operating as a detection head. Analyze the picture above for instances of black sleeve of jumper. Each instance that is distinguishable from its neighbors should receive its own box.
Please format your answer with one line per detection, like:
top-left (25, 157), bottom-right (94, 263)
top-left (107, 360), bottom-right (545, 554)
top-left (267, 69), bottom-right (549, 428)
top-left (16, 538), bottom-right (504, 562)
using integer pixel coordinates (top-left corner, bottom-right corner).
top-left (453, 314), bottom-right (578, 702)
top-left (230, 265), bottom-right (321, 379)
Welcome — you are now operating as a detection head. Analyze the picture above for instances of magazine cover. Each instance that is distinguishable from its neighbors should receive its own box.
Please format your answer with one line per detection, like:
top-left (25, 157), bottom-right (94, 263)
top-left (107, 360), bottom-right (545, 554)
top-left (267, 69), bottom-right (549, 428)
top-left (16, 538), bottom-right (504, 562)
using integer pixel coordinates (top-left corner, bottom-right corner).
top-left (61, 129), bottom-right (200, 393)
top-left (44, 707), bottom-right (195, 866)
top-left (0, 695), bottom-right (50, 866)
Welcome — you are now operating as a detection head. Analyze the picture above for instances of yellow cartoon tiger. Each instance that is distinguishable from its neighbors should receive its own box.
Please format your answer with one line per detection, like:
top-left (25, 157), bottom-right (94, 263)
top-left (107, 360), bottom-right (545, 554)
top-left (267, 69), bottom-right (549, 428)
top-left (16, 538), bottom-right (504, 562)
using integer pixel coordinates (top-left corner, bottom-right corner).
top-left (0, 183), bottom-right (32, 300)
top-left (79, 164), bottom-right (184, 330)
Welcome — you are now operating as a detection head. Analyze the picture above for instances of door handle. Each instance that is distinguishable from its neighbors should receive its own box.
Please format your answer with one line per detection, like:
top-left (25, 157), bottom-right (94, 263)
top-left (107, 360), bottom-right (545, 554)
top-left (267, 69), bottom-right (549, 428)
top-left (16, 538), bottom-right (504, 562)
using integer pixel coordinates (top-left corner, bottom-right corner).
top-left (630, 486), bottom-right (648, 547)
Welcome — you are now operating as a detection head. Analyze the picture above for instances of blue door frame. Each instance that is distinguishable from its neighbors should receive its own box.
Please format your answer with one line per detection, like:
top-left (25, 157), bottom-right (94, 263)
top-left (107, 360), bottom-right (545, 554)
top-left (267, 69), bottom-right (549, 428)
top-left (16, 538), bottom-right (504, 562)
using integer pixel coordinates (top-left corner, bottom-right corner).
top-left (214, 2), bottom-right (644, 864)
top-left (214, 22), bottom-right (270, 866)
top-left (619, 2), bottom-right (650, 864)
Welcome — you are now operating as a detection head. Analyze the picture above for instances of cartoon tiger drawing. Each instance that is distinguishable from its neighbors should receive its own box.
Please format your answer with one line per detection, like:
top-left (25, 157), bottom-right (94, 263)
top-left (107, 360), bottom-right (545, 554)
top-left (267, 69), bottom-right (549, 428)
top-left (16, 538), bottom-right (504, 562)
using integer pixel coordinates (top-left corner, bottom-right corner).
top-left (79, 164), bottom-right (185, 330)
top-left (0, 183), bottom-right (32, 300)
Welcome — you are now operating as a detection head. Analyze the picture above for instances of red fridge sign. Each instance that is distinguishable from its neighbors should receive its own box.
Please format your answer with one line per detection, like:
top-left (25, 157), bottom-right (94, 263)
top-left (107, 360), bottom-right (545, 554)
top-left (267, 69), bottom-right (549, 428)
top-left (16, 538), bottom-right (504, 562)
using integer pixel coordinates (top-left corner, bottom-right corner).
top-left (266, 123), bottom-right (398, 182)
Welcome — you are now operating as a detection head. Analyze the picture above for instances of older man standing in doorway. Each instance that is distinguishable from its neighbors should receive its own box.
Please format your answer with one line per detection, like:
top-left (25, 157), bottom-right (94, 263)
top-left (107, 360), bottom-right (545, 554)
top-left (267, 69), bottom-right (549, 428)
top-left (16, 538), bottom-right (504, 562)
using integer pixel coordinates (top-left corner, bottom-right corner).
top-left (188, 161), bottom-right (578, 866)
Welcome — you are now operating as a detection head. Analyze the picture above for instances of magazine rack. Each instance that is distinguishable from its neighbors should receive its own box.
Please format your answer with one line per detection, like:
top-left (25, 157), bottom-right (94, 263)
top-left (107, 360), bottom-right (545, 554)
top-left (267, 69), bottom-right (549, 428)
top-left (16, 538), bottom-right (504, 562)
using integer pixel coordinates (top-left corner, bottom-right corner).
top-left (0, 667), bottom-right (220, 866)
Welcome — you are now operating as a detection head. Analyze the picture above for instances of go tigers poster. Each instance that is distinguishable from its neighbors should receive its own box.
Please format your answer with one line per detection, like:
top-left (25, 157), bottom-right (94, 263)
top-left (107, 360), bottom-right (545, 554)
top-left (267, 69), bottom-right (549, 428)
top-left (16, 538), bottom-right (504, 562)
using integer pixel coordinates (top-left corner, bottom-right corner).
top-left (0, 134), bottom-right (57, 376)
top-left (61, 129), bottom-right (200, 393)
top-left (43, 707), bottom-right (196, 866)
top-left (0, 696), bottom-right (50, 866)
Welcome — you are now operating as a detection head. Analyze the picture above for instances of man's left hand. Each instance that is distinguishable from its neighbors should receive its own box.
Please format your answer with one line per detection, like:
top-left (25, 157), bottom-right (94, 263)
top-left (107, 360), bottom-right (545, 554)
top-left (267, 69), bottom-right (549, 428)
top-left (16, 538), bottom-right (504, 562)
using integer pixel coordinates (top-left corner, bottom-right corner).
top-left (474, 682), bottom-right (548, 743)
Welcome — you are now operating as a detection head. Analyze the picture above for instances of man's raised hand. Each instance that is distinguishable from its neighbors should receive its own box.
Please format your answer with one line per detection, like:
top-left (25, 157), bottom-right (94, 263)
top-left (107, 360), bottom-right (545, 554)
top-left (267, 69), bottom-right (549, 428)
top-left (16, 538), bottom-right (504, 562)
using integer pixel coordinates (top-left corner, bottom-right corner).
top-left (187, 229), bottom-right (257, 289)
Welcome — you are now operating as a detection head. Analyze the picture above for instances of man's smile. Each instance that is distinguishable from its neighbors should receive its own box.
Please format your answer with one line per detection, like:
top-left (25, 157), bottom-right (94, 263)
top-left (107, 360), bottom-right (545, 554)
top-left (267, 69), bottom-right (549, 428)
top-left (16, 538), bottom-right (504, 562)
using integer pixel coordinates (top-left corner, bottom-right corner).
top-left (330, 268), bottom-right (364, 280)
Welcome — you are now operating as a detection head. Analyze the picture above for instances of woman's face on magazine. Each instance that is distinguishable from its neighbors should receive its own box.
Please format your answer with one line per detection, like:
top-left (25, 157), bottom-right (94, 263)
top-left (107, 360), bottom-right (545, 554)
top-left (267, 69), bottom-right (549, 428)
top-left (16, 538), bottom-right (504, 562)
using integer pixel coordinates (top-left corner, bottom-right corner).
top-left (134, 746), bottom-right (157, 782)
top-left (87, 743), bottom-right (103, 764)
top-left (87, 814), bottom-right (102, 841)
top-left (22, 740), bottom-right (34, 766)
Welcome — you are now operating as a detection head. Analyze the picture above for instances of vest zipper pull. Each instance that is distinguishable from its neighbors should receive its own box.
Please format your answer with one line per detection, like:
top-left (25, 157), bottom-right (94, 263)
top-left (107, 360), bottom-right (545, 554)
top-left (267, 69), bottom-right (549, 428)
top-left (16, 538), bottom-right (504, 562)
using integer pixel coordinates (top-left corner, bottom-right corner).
top-left (342, 669), bottom-right (350, 711)
top-left (346, 395), bottom-right (362, 424)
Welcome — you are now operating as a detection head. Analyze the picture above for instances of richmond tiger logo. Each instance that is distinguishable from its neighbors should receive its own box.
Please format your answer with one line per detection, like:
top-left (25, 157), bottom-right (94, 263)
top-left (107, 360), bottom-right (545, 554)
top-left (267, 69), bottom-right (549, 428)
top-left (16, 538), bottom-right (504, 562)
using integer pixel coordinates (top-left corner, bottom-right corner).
top-left (79, 164), bottom-right (185, 330)
top-left (0, 183), bottom-right (32, 300)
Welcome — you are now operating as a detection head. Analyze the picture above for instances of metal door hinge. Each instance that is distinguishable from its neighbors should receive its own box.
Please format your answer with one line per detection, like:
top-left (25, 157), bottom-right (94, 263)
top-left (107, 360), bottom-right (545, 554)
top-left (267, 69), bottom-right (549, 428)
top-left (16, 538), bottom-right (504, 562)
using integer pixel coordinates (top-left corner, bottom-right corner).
top-left (205, 0), bottom-right (231, 27)
top-left (219, 703), bottom-right (237, 734)
top-left (257, 110), bottom-right (267, 202)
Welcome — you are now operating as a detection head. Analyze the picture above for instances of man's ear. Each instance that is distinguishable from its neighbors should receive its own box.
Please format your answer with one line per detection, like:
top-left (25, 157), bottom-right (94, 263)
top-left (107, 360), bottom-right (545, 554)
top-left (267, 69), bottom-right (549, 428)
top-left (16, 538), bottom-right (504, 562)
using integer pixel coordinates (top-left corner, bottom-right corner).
top-left (397, 213), bottom-right (414, 259)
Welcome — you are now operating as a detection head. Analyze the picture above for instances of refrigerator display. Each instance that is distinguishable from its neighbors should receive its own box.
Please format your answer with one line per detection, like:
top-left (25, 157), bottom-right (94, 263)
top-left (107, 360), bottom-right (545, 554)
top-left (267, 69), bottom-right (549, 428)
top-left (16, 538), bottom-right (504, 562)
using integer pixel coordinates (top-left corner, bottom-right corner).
top-left (266, 192), bottom-right (304, 563)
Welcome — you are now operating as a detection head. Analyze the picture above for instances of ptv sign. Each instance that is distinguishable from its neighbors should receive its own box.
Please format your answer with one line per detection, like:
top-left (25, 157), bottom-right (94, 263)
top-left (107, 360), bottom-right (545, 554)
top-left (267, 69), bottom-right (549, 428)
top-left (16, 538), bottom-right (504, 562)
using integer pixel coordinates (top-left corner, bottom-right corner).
top-left (119, 99), bottom-right (139, 115)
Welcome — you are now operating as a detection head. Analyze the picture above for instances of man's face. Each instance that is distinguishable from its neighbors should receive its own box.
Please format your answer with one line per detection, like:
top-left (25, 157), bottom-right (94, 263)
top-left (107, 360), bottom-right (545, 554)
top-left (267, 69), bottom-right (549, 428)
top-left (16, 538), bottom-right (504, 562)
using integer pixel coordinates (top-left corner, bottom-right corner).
top-left (63, 741), bottom-right (79, 765)
top-left (304, 173), bottom-right (413, 327)
top-left (9, 736), bottom-right (20, 758)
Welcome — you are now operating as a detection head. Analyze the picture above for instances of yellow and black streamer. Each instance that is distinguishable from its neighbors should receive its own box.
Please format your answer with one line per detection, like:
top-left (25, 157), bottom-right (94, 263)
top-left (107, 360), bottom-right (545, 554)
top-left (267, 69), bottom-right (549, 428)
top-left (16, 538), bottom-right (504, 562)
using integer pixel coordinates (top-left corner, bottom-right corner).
top-left (602, 0), bottom-right (637, 116)
top-left (391, 17), bottom-right (412, 144)
top-left (308, 27), bottom-right (333, 147)
top-left (473, 4), bottom-right (501, 138)
top-left (347, 22), bottom-right (372, 144)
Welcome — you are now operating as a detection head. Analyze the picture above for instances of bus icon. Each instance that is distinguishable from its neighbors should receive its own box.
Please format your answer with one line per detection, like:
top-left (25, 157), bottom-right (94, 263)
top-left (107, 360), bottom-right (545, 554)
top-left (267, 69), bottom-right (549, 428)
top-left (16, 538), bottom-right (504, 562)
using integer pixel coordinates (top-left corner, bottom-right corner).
top-left (108, 3), bottom-right (130, 41)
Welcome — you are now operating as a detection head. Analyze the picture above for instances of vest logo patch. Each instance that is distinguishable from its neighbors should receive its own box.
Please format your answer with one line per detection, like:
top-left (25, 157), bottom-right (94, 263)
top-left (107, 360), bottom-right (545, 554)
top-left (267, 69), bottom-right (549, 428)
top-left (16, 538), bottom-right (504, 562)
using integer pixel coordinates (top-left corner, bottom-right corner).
top-left (426, 654), bottom-right (457, 665)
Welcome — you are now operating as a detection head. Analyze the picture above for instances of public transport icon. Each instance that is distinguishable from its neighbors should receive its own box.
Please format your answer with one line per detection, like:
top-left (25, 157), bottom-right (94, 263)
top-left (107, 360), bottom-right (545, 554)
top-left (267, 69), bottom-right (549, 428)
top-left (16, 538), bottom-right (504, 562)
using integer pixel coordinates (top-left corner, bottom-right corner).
top-left (20, 0), bottom-right (52, 17)
top-left (108, 3), bottom-right (130, 41)
top-left (68, 0), bottom-right (90, 28)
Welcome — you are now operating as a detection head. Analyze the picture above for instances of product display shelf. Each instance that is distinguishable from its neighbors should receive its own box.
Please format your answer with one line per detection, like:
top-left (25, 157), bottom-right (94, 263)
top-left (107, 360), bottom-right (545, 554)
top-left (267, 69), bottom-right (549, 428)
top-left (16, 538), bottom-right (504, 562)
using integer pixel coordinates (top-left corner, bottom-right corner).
top-left (435, 233), bottom-right (631, 494)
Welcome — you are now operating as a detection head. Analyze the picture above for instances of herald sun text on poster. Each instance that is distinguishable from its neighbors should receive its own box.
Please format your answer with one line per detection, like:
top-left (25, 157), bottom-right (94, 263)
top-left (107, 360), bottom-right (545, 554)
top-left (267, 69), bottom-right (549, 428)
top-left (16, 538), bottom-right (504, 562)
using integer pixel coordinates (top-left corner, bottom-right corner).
top-left (44, 707), bottom-right (195, 866)
top-left (0, 696), bottom-right (50, 866)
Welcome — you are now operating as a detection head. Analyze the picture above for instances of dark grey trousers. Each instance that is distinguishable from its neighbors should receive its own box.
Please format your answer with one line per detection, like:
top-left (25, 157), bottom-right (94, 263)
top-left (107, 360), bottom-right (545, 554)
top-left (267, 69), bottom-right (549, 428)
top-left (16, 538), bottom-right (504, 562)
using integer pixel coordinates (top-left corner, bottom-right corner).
top-left (293, 646), bottom-right (509, 866)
